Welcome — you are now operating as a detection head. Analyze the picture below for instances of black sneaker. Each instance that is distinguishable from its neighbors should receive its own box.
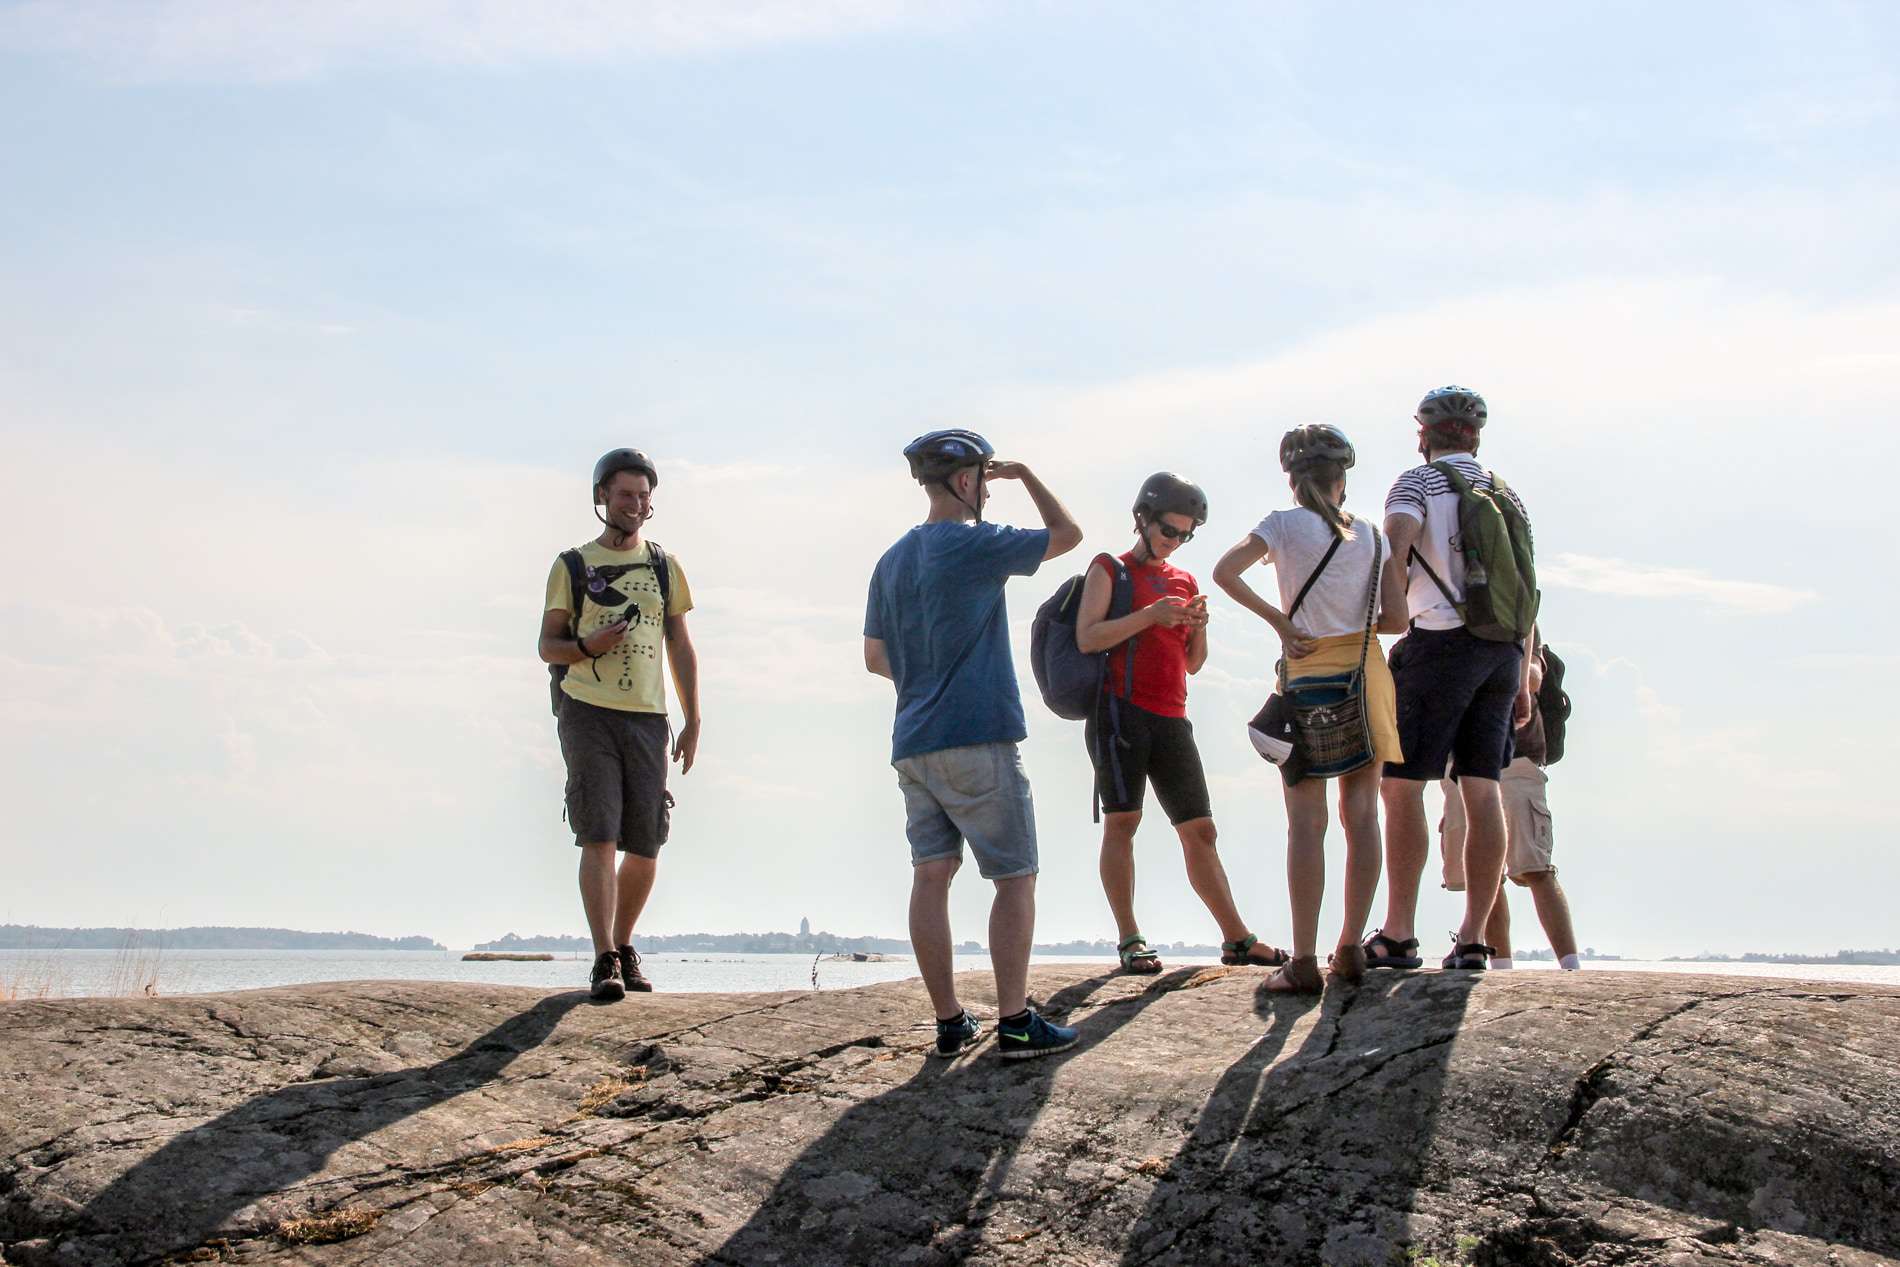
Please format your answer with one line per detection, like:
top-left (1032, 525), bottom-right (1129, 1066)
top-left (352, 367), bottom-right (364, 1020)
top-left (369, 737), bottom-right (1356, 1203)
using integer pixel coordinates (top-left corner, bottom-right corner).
top-left (617, 944), bottom-right (653, 993)
top-left (590, 950), bottom-right (626, 1001)
top-left (932, 1011), bottom-right (981, 1058)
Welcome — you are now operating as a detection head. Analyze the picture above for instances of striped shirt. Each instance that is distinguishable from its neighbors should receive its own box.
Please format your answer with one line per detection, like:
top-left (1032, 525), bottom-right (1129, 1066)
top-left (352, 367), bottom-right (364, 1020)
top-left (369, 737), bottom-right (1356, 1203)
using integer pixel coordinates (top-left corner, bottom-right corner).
top-left (1385, 453), bottom-right (1533, 631)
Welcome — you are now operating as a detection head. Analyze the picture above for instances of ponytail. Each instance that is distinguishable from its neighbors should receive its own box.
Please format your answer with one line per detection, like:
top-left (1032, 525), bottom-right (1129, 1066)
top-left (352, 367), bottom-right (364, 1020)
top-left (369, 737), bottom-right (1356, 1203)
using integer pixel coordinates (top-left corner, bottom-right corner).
top-left (1290, 459), bottom-right (1353, 542)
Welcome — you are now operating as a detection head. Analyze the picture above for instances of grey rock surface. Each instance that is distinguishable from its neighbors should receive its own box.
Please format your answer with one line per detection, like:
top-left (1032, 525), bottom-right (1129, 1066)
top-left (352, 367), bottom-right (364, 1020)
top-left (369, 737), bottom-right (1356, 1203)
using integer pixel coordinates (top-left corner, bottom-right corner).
top-left (2, 967), bottom-right (1896, 1266)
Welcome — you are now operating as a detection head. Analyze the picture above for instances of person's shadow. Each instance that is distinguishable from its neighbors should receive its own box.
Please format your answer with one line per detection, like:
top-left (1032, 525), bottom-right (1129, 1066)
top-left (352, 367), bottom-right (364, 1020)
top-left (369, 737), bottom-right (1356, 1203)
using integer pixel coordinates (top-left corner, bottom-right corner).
top-left (703, 969), bottom-right (1195, 1267)
top-left (1118, 970), bottom-right (1473, 1264)
top-left (39, 991), bottom-right (587, 1266)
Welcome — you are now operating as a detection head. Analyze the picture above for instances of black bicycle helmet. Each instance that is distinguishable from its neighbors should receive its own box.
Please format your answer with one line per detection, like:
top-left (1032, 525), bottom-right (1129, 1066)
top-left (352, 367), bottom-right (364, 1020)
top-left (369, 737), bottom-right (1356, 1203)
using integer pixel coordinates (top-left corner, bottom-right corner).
top-left (1279, 424), bottom-right (1356, 473)
top-left (592, 448), bottom-right (659, 499)
top-left (1133, 471), bottom-right (1208, 526)
top-left (1415, 386), bottom-right (1487, 428)
top-left (903, 429), bottom-right (994, 482)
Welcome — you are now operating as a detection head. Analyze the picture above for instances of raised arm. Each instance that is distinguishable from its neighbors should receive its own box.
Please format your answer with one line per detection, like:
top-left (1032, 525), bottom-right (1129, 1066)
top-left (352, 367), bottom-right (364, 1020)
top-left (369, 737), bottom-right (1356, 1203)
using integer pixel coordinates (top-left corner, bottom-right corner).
top-left (1212, 534), bottom-right (1313, 659)
top-left (987, 460), bottom-right (1082, 560)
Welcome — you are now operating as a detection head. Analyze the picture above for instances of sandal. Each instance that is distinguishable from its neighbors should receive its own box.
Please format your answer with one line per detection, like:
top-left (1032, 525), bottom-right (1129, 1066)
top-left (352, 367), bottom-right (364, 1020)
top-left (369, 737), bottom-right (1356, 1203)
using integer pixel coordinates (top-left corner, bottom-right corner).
top-left (1327, 943), bottom-right (1367, 983)
top-left (1441, 935), bottom-right (1495, 971)
top-left (1264, 955), bottom-right (1323, 994)
top-left (1220, 934), bottom-right (1290, 967)
top-left (1361, 928), bottom-right (1423, 970)
top-left (1117, 934), bottom-right (1163, 975)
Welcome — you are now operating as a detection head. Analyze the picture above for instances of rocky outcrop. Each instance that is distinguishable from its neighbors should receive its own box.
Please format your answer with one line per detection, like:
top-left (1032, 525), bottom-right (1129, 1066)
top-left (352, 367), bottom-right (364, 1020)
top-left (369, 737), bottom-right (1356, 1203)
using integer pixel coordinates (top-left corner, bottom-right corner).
top-left (2, 968), bottom-right (1895, 1266)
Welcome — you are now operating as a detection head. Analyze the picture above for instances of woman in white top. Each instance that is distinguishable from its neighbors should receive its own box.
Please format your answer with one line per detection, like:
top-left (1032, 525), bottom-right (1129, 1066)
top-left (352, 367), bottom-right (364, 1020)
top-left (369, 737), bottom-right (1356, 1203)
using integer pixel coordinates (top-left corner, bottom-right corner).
top-left (1212, 425), bottom-right (1409, 994)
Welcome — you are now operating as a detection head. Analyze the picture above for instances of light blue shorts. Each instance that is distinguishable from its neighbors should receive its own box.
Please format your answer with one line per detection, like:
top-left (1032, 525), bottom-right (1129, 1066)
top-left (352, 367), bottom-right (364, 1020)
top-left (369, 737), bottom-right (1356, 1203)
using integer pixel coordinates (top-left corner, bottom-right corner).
top-left (893, 742), bottom-right (1039, 880)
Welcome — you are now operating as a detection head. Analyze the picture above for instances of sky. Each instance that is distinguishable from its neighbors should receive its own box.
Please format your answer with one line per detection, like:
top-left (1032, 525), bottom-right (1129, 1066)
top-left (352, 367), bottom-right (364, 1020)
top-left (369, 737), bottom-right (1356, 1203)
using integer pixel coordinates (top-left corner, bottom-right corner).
top-left (2, 1), bottom-right (1896, 957)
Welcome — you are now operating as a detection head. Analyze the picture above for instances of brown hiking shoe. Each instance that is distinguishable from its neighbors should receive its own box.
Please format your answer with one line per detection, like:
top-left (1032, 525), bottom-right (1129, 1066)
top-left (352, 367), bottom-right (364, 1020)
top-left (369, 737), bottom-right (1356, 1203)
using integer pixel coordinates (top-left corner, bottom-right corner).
top-left (589, 951), bottom-right (626, 1002)
top-left (618, 944), bottom-right (653, 992)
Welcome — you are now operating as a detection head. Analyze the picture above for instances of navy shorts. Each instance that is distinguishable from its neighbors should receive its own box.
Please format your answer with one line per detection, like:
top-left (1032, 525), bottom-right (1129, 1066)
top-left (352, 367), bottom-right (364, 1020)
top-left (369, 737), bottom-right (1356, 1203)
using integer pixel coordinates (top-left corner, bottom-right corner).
top-left (1085, 698), bottom-right (1213, 824)
top-left (1382, 626), bottom-right (1523, 783)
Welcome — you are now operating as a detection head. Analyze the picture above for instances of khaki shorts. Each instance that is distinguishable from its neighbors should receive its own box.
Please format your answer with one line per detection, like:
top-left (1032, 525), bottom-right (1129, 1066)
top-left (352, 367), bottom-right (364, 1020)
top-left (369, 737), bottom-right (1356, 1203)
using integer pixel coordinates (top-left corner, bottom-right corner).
top-left (1439, 756), bottom-right (1554, 891)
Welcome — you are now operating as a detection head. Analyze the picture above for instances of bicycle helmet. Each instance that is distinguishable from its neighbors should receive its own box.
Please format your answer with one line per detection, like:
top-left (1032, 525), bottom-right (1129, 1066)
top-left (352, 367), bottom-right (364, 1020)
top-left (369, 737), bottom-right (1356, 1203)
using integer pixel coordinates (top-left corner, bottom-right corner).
top-left (1133, 471), bottom-right (1208, 526)
top-left (1278, 425), bottom-right (1356, 473)
top-left (1415, 386), bottom-right (1487, 428)
top-left (592, 448), bottom-right (658, 499)
top-left (903, 429), bottom-right (994, 482)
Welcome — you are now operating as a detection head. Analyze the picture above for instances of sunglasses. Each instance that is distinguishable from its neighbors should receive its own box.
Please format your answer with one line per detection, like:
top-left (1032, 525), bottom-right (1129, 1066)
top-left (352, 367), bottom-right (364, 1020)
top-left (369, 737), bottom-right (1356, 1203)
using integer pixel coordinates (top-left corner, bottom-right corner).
top-left (1151, 522), bottom-right (1194, 542)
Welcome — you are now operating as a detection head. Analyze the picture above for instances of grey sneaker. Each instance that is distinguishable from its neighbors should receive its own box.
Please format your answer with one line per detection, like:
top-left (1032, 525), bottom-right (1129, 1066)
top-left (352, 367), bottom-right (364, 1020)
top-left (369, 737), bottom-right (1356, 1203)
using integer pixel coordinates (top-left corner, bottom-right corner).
top-left (933, 1011), bottom-right (981, 1058)
top-left (589, 951), bottom-right (626, 1001)
top-left (995, 1009), bottom-right (1078, 1060)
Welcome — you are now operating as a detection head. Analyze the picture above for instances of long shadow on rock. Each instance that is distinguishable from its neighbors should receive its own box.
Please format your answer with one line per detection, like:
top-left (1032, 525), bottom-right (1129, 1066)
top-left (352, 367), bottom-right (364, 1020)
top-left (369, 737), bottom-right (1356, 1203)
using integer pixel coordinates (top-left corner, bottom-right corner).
top-left (704, 969), bottom-right (1196, 1267)
top-left (1120, 971), bottom-right (1476, 1266)
top-left (27, 991), bottom-right (588, 1267)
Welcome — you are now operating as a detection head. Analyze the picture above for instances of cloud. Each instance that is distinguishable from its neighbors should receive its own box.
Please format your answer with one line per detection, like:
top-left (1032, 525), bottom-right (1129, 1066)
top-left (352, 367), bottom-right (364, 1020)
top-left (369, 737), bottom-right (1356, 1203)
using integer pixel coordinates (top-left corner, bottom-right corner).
top-left (1540, 553), bottom-right (1815, 615)
top-left (0, 0), bottom-right (956, 78)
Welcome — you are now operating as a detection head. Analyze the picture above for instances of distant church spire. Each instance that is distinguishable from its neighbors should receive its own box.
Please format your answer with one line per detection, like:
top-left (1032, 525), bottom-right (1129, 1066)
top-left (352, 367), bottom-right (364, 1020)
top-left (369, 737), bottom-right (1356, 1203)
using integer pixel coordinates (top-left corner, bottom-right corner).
top-left (799, 916), bottom-right (811, 937)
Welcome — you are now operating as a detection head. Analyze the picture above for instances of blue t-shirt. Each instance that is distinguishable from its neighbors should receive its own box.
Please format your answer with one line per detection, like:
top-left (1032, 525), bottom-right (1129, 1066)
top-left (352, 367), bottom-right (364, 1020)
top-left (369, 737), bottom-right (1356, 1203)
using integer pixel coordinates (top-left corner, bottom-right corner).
top-left (864, 521), bottom-right (1051, 762)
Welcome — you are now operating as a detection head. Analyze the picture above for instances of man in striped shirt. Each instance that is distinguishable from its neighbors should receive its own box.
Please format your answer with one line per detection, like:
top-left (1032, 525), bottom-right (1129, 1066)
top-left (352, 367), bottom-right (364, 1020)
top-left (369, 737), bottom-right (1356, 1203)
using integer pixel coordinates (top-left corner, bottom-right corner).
top-left (1361, 386), bottom-right (1538, 973)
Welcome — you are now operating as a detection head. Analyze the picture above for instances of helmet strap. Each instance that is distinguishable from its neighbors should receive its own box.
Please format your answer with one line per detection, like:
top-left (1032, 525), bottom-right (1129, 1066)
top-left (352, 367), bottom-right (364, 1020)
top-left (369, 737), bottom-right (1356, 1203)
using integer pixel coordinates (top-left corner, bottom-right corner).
top-left (594, 493), bottom-right (651, 548)
top-left (941, 468), bottom-right (983, 523)
top-left (1131, 514), bottom-right (1155, 564)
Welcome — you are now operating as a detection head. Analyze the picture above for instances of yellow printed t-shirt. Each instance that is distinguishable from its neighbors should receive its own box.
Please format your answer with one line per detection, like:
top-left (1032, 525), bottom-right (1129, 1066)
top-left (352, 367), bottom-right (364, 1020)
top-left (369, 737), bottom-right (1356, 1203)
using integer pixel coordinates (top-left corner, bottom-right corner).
top-left (544, 539), bottom-right (694, 714)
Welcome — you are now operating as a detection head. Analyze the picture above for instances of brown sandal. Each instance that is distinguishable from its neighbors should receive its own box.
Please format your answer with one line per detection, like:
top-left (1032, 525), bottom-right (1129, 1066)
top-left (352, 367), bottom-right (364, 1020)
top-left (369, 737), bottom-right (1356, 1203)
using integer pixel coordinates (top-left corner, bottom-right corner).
top-left (1264, 955), bottom-right (1323, 994)
top-left (1327, 943), bottom-right (1367, 983)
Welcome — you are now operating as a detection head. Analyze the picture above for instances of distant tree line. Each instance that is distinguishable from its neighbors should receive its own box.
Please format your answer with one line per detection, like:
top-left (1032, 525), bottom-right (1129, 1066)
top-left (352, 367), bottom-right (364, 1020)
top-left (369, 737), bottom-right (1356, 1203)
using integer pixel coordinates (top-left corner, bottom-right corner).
top-left (1665, 948), bottom-right (1900, 965)
top-left (0, 924), bottom-right (444, 951)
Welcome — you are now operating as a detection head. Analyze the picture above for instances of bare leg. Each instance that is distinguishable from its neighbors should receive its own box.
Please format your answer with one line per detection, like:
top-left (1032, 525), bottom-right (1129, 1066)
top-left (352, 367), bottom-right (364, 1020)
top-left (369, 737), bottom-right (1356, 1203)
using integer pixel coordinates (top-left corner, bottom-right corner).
top-left (578, 842), bottom-right (619, 956)
top-left (989, 874), bottom-right (1036, 1017)
top-left (1456, 776), bottom-right (1507, 945)
top-left (1280, 782), bottom-right (1329, 958)
top-left (909, 856), bottom-right (963, 1021)
top-left (1379, 777), bottom-right (1430, 942)
top-left (1485, 882), bottom-right (1512, 958)
top-left (1335, 764), bottom-right (1384, 953)
top-left (1522, 872), bottom-right (1579, 961)
top-left (1097, 810), bottom-right (1143, 942)
top-left (610, 855), bottom-right (658, 947)
top-left (1177, 818), bottom-right (1262, 946)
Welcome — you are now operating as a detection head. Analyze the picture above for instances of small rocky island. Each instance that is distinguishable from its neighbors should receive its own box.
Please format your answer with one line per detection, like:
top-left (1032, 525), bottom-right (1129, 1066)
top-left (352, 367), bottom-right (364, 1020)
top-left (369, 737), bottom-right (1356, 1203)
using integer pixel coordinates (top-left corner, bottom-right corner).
top-left (1, 967), bottom-right (1895, 1265)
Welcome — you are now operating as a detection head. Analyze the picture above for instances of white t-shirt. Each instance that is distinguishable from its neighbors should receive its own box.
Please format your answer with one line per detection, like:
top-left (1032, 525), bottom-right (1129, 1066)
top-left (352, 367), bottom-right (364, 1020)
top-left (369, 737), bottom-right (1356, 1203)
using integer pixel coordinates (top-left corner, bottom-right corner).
top-left (1250, 507), bottom-right (1387, 639)
top-left (1384, 453), bottom-right (1534, 631)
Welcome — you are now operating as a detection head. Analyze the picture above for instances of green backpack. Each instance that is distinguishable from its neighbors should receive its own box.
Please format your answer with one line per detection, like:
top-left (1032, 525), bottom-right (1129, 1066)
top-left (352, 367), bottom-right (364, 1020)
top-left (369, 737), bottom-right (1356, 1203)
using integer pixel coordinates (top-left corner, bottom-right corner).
top-left (1412, 461), bottom-right (1539, 643)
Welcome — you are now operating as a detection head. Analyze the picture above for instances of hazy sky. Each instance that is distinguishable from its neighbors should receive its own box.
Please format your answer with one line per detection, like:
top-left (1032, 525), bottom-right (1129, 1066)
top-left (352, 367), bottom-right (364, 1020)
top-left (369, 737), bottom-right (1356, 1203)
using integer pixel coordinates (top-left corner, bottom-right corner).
top-left (3, 1), bottom-right (1896, 956)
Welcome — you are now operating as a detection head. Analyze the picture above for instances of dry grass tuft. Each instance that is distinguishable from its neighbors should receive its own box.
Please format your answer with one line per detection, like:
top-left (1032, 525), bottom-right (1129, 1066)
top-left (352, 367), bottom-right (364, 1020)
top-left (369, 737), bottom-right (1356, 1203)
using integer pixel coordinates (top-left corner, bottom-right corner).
top-left (1180, 966), bottom-right (1240, 990)
top-left (277, 1206), bottom-right (380, 1244)
top-left (575, 1076), bottom-right (635, 1117)
top-left (1134, 1155), bottom-right (1170, 1175)
top-left (489, 1135), bottom-right (555, 1154)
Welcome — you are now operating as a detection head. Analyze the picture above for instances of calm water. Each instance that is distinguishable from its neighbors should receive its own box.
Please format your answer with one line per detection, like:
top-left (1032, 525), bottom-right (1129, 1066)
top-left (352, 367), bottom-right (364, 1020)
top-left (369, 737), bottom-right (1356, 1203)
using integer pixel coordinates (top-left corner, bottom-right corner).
top-left (3, 949), bottom-right (1897, 1000)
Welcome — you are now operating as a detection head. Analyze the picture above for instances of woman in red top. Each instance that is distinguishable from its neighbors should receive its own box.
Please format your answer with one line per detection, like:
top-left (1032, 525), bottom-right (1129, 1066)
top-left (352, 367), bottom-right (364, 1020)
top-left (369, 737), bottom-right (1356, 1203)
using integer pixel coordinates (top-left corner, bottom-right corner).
top-left (1074, 473), bottom-right (1291, 974)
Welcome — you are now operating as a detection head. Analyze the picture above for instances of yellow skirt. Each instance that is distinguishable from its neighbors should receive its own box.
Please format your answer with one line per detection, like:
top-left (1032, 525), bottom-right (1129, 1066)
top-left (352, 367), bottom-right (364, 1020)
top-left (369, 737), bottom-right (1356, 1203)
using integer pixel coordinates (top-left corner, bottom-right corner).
top-left (1285, 632), bottom-right (1403, 766)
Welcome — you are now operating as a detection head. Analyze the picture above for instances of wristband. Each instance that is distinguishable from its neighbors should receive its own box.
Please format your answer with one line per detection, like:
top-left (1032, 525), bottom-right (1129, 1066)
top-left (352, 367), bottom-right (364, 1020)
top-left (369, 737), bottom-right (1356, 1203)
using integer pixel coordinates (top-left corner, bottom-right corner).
top-left (576, 633), bottom-right (593, 659)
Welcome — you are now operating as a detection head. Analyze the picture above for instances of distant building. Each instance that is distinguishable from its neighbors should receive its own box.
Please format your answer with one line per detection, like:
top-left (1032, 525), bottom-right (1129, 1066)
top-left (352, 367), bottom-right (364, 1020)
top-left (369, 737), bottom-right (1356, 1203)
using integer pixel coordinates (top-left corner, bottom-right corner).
top-left (800, 916), bottom-right (811, 937)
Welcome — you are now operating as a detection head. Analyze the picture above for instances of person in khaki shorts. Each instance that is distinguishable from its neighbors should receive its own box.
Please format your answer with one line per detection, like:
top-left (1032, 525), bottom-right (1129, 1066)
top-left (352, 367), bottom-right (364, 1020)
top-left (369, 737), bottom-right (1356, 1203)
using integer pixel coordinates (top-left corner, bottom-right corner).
top-left (1439, 642), bottom-right (1580, 969)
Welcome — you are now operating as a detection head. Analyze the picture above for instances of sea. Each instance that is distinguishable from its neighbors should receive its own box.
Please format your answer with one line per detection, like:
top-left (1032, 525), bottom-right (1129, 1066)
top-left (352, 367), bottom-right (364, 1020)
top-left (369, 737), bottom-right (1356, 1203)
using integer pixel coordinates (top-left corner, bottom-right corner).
top-left (3, 949), bottom-right (1897, 1000)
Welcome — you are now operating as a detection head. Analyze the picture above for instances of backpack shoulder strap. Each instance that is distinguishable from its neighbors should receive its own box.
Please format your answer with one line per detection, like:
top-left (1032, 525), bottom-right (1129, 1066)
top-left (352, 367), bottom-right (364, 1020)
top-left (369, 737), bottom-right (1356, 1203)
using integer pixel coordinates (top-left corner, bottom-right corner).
top-left (1287, 535), bottom-right (1344, 620)
top-left (646, 541), bottom-right (671, 612)
top-left (560, 548), bottom-right (588, 633)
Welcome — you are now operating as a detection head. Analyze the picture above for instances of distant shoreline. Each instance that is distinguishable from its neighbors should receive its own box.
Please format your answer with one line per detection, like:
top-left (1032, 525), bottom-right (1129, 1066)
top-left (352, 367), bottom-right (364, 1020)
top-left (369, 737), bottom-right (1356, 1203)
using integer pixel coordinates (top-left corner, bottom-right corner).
top-left (0, 925), bottom-right (445, 952)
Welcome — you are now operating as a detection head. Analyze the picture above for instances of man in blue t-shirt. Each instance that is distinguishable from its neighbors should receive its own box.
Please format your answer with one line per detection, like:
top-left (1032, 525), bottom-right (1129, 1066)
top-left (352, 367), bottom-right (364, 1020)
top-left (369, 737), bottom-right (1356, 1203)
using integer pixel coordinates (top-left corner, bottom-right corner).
top-left (864, 429), bottom-right (1082, 1061)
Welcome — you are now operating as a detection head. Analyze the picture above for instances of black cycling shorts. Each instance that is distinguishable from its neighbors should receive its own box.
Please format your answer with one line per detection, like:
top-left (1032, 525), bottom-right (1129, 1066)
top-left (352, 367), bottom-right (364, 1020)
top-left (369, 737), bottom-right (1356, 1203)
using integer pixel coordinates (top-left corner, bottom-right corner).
top-left (1084, 697), bottom-right (1212, 824)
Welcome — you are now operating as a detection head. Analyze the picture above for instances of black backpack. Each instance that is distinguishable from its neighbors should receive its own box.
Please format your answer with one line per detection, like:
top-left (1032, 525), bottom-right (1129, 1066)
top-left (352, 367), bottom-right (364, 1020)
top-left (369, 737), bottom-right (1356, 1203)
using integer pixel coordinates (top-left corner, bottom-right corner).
top-left (549, 543), bottom-right (670, 715)
top-left (1538, 645), bottom-right (1572, 765)
top-left (1030, 554), bottom-right (1134, 721)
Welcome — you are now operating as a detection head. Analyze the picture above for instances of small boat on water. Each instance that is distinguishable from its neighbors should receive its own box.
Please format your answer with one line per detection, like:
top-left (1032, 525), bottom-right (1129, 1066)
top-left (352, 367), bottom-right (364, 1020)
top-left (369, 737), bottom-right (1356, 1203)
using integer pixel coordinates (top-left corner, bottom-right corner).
top-left (461, 952), bottom-right (554, 962)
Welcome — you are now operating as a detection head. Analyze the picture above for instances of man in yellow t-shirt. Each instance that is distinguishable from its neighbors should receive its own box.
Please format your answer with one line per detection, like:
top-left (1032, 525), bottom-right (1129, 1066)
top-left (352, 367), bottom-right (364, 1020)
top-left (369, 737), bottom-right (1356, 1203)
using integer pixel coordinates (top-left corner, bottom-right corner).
top-left (538, 448), bottom-right (700, 1001)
